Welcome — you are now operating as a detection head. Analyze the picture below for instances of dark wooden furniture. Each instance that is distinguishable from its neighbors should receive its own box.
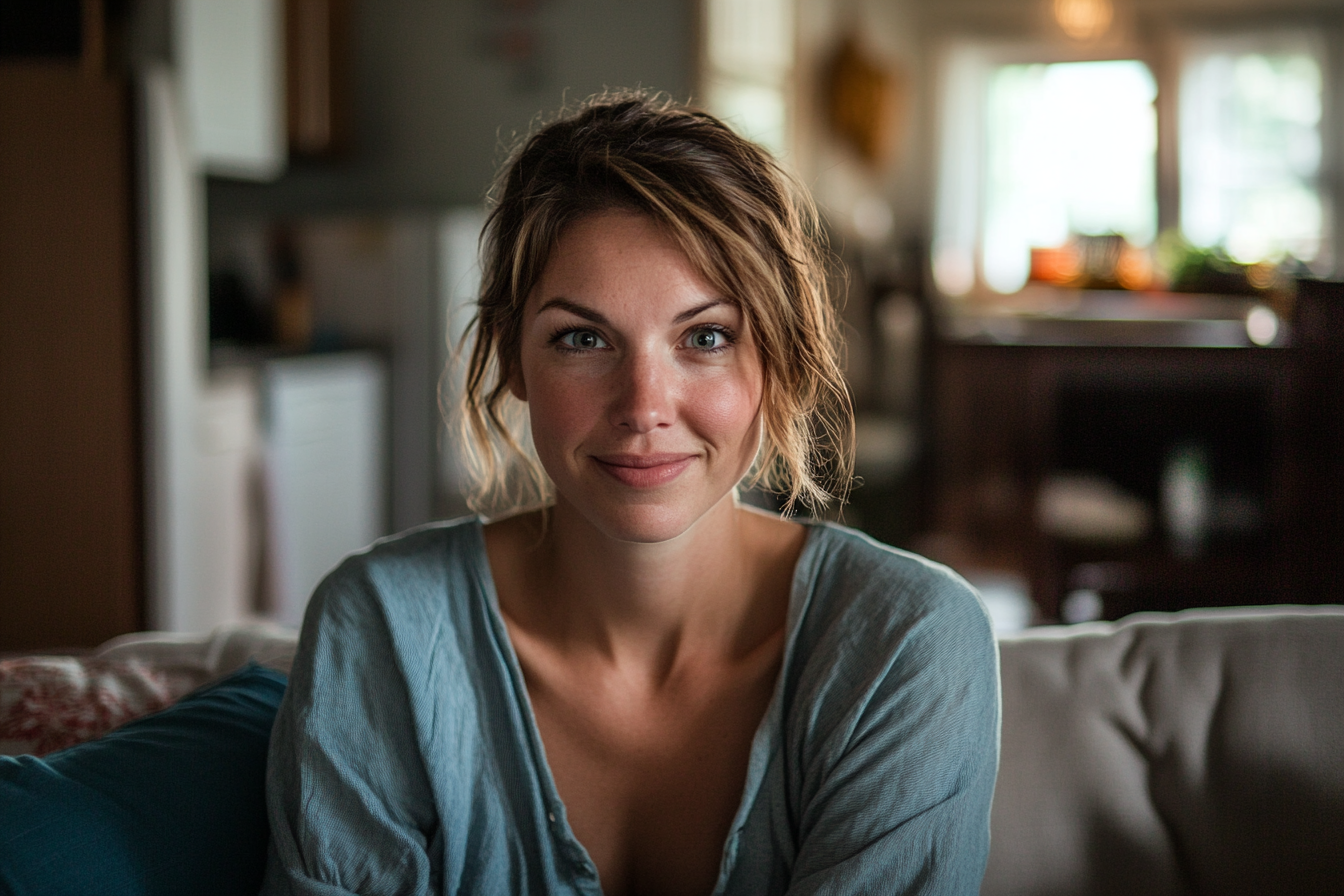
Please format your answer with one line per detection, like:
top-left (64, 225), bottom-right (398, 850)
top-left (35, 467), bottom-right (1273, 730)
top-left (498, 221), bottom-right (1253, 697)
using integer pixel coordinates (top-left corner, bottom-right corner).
top-left (926, 292), bottom-right (1344, 622)
top-left (0, 2), bottom-right (141, 649)
top-left (285, 0), bottom-right (351, 158)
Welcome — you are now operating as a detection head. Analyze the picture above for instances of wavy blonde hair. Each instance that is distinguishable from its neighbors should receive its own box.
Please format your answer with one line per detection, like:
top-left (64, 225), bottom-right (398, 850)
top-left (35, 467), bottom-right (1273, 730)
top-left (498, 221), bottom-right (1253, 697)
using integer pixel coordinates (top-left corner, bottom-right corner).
top-left (455, 90), bottom-right (853, 516)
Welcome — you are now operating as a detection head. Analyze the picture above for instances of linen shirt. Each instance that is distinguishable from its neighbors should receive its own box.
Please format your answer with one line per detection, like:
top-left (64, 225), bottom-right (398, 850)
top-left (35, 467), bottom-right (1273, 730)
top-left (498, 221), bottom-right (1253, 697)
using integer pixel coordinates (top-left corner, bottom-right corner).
top-left (263, 516), bottom-right (1000, 895)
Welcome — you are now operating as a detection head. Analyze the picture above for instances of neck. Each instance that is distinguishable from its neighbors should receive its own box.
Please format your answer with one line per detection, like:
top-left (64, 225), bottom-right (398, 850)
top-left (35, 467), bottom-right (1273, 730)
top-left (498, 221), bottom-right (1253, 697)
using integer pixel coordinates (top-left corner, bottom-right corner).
top-left (496, 495), bottom-right (790, 683)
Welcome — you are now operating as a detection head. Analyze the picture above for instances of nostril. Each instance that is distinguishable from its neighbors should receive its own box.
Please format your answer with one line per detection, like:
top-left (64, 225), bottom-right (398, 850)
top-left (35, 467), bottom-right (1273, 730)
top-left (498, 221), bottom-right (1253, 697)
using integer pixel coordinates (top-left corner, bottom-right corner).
top-left (614, 407), bottom-right (672, 433)
top-left (610, 359), bottom-right (675, 431)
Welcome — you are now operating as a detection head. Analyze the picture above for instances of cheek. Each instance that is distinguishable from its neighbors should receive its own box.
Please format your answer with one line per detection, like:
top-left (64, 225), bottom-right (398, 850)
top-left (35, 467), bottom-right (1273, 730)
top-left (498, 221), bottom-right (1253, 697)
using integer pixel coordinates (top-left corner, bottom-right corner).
top-left (692, 369), bottom-right (764, 446)
top-left (522, 371), bottom-right (598, 448)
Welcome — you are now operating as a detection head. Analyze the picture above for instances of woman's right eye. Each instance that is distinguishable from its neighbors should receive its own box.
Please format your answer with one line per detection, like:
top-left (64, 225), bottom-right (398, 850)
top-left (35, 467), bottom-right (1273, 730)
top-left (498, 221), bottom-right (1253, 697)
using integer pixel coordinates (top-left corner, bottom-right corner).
top-left (557, 329), bottom-right (608, 350)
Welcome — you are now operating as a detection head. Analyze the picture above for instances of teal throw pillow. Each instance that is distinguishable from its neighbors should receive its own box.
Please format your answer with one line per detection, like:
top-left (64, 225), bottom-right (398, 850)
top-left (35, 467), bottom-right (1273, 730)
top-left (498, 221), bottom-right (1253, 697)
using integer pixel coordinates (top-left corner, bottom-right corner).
top-left (0, 663), bottom-right (286, 896)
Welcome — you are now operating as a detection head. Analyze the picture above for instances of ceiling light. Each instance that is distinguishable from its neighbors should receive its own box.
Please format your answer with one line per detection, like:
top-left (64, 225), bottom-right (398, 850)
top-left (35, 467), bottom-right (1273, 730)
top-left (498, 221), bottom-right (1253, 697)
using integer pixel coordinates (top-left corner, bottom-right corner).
top-left (1053, 0), bottom-right (1113, 41)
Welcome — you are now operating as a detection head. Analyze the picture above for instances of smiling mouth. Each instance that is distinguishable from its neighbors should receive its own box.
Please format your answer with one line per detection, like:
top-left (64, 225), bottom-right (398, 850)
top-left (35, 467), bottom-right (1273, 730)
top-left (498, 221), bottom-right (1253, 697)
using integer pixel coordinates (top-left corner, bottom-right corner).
top-left (592, 453), bottom-right (696, 488)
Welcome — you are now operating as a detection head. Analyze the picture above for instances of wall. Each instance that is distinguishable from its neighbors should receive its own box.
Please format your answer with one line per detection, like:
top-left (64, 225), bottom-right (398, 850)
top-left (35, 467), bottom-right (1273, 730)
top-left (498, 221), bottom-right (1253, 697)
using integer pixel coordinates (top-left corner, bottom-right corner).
top-left (209, 0), bottom-right (695, 217)
top-left (796, 0), bottom-right (925, 254)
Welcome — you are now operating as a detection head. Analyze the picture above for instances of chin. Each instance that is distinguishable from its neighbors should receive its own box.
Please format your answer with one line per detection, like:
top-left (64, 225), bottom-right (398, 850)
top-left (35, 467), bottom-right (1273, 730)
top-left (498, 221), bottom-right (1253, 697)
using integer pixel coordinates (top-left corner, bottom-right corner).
top-left (560, 489), bottom-right (734, 545)
top-left (589, 505), bottom-right (703, 545)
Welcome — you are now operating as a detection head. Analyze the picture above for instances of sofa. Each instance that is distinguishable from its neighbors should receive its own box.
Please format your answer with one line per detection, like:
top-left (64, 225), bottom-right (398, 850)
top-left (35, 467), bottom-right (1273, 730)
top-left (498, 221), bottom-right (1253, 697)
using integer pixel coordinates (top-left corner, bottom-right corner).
top-left (985, 604), bottom-right (1344, 895)
top-left (3, 606), bottom-right (1342, 895)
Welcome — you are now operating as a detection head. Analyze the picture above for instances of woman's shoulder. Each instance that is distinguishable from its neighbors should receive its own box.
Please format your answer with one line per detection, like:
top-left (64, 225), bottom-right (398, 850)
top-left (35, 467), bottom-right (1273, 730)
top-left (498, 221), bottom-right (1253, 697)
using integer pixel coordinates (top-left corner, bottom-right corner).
top-left (787, 521), bottom-right (996, 691)
top-left (302, 515), bottom-right (489, 635)
top-left (782, 521), bottom-right (999, 760)
top-left (322, 515), bottom-right (485, 584)
top-left (798, 520), bottom-right (989, 634)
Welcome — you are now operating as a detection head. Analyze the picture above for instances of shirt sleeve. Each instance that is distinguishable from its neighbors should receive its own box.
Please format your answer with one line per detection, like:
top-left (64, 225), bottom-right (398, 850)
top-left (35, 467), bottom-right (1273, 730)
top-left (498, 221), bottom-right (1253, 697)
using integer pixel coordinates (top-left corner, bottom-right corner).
top-left (261, 556), bottom-right (440, 896)
top-left (786, 574), bottom-right (1001, 895)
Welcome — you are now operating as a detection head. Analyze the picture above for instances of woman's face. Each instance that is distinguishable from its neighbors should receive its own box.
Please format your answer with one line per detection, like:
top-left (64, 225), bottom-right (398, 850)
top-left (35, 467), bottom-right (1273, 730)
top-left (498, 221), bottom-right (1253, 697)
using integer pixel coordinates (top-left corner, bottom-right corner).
top-left (513, 210), bottom-right (765, 544)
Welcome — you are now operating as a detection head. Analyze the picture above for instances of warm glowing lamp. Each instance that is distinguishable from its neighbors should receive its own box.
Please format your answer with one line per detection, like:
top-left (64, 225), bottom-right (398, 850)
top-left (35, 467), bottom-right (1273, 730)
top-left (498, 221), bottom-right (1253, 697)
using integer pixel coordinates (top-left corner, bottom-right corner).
top-left (1053, 0), bottom-right (1113, 41)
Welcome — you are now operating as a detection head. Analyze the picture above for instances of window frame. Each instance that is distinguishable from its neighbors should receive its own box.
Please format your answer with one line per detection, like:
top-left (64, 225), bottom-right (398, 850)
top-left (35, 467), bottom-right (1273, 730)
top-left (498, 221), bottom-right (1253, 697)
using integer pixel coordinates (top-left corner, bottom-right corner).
top-left (929, 15), bottom-right (1343, 303)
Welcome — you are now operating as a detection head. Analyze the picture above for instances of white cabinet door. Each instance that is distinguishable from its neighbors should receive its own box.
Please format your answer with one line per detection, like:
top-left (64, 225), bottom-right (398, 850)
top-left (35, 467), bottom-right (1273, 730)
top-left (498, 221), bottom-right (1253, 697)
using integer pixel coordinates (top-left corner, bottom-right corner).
top-left (175, 0), bottom-right (285, 180)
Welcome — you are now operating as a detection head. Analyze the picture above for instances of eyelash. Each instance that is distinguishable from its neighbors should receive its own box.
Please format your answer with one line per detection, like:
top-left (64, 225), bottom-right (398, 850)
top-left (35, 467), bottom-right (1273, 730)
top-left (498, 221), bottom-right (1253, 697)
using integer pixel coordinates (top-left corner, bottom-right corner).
top-left (683, 324), bottom-right (736, 354)
top-left (546, 324), bottom-right (738, 355)
top-left (548, 327), bottom-right (606, 354)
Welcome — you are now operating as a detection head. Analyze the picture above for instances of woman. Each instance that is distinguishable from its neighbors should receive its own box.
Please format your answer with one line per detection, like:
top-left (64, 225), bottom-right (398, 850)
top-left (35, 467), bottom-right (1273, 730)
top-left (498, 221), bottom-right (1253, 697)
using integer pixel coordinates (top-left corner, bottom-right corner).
top-left (263, 93), bottom-right (999, 896)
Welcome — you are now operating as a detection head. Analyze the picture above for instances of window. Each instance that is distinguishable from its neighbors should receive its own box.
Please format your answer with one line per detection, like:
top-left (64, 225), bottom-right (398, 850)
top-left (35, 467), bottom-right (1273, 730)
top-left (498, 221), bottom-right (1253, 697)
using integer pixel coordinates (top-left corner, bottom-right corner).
top-left (700, 0), bottom-right (793, 158)
top-left (983, 60), bottom-right (1157, 294)
top-left (933, 29), bottom-right (1329, 300)
top-left (1179, 32), bottom-right (1326, 268)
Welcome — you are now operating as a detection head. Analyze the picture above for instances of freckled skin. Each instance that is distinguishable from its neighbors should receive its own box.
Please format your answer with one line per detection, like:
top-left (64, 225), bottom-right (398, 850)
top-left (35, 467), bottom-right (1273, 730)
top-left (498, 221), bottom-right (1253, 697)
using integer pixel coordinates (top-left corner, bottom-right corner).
top-left (513, 210), bottom-right (765, 545)
top-left (488, 210), bottom-right (806, 896)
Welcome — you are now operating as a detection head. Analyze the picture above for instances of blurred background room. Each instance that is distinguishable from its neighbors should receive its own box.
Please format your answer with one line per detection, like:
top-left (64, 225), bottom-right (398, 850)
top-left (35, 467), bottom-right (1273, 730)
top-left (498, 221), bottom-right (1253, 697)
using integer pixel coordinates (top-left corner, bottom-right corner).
top-left (3, 0), bottom-right (1341, 649)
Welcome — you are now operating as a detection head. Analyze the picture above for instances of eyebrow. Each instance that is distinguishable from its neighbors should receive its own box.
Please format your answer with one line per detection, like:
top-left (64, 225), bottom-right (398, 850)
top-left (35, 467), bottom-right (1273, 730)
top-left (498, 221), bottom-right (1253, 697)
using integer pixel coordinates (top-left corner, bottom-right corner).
top-left (535, 297), bottom-right (733, 325)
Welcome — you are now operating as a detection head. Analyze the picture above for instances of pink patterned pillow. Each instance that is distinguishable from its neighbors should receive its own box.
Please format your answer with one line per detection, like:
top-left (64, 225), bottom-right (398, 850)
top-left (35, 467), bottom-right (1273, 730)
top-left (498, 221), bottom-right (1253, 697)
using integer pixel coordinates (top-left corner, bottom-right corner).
top-left (0, 658), bottom-right (201, 756)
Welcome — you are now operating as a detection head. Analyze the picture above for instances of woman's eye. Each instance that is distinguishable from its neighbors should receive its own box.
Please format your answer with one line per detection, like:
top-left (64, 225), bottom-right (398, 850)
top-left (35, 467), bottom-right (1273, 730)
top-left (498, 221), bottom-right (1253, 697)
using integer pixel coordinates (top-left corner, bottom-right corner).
top-left (686, 328), bottom-right (728, 350)
top-left (558, 329), bottom-right (607, 350)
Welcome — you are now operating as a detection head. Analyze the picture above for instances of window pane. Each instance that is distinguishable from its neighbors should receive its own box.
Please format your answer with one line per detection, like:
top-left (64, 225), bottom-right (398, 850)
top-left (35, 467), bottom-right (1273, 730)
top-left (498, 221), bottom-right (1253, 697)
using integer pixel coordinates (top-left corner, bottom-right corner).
top-left (705, 0), bottom-right (792, 81)
top-left (703, 80), bottom-right (788, 156)
top-left (1180, 38), bottom-right (1323, 265)
top-left (983, 60), bottom-right (1157, 294)
top-left (701, 0), bottom-right (792, 159)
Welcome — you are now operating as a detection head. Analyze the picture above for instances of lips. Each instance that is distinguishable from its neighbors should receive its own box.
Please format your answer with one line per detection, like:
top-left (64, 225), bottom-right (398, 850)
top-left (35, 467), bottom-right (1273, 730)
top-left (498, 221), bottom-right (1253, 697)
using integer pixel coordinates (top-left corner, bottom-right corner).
top-left (592, 453), bottom-right (696, 488)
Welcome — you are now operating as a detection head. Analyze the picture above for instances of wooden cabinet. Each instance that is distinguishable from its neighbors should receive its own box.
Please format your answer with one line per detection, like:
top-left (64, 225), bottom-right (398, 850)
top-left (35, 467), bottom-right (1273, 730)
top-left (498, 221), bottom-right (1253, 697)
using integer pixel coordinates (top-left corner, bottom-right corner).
top-left (0, 34), bottom-right (141, 648)
top-left (925, 296), bottom-right (1343, 622)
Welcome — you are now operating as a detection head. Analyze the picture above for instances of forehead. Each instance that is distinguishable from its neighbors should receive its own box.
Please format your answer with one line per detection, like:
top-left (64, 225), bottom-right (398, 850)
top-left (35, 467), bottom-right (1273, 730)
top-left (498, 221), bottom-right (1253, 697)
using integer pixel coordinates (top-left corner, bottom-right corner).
top-left (528, 210), bottom-right (728, 315)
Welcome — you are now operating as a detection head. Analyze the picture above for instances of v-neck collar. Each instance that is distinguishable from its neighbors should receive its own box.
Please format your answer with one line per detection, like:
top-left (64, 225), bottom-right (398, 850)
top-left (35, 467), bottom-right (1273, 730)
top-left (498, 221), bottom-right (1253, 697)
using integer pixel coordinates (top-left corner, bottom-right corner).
top-left (467, 516), bottom-right (829, 895)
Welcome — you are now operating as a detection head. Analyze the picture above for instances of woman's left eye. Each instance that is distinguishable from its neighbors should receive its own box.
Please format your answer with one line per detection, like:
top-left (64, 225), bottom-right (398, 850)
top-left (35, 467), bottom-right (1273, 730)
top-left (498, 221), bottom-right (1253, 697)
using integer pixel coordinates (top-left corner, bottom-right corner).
top-left (685, 327), bottom-right (729, 351)
top-left (556, 329), bottom-right (608, 350)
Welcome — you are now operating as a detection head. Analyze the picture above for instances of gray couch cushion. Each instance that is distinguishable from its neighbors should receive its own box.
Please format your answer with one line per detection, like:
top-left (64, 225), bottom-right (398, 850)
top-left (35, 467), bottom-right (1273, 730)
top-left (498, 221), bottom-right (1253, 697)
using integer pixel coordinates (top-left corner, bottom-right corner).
top-left (985, 605), bottom-right (1344, 896)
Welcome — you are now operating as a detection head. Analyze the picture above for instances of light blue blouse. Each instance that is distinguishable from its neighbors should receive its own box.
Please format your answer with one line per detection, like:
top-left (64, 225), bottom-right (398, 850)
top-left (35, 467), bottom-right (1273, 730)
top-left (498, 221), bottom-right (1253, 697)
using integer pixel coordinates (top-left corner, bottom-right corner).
top-left (263, 516), bottom-right (999, 895)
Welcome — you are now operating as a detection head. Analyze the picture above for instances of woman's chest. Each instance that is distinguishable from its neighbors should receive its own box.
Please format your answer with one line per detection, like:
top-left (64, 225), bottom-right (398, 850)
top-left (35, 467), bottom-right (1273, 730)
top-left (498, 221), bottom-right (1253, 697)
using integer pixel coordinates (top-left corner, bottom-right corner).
top-left (523, 661), bottom-right (779, 896)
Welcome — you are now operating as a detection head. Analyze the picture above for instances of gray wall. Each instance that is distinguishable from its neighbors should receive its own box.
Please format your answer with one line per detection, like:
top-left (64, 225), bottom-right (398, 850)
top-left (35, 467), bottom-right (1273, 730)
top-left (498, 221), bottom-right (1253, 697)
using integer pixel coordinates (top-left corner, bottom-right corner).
top-left (209, 0), bottom-right (695, 217)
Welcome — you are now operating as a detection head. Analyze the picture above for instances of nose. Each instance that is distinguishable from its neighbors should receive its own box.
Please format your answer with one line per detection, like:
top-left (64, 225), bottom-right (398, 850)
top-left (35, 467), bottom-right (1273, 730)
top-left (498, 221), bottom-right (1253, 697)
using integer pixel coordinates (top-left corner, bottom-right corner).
top-left (608, 348), bottom-right (676, 433)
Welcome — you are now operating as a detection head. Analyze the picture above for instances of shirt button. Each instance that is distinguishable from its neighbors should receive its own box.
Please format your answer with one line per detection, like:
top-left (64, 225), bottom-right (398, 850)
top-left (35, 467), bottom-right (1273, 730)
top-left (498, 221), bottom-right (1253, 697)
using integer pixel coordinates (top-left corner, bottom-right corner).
top-left (548, 812), bottom-right (556, 823)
